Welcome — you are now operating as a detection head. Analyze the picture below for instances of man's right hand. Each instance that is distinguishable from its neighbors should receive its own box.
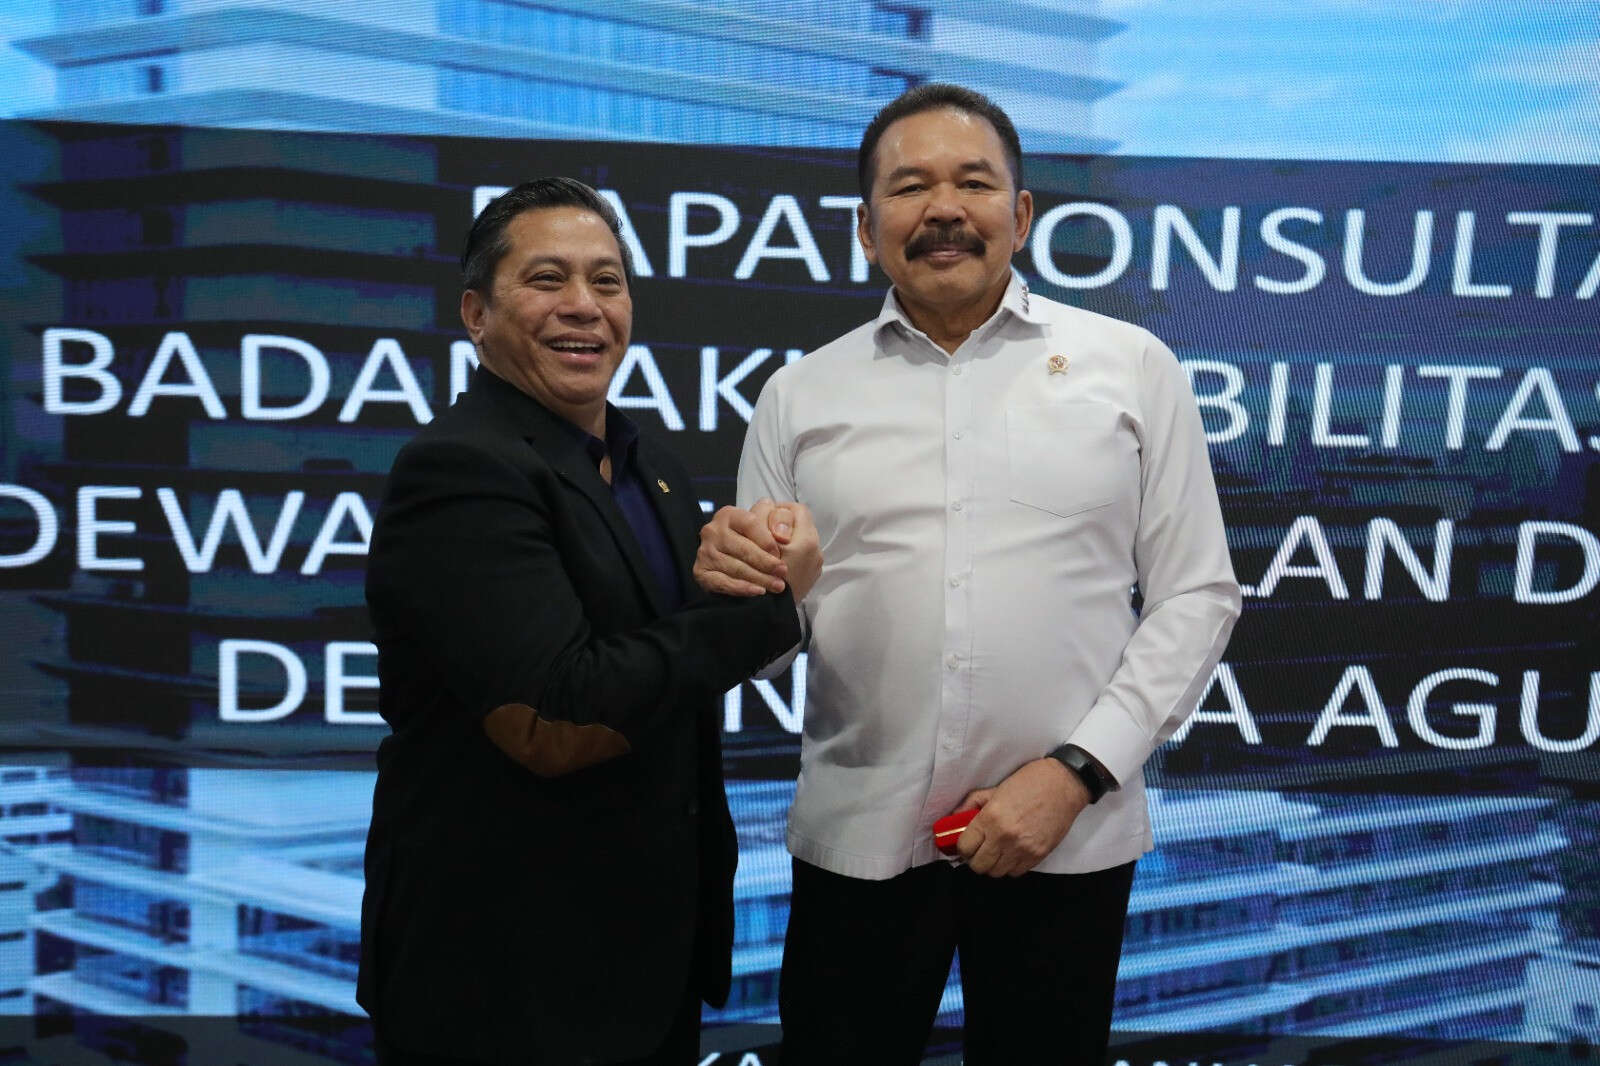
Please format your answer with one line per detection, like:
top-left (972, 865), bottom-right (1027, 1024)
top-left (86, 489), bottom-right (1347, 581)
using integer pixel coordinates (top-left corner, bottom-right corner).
top-left (695, 499), bottom-right (822, 601)
top-left (776, 502), bottom-right (822, 601)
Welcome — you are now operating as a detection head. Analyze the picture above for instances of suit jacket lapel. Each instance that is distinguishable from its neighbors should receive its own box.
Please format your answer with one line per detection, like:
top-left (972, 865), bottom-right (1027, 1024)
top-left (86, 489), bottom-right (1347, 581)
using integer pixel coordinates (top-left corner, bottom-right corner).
top-left (547, 446), bottom-right (674, 618)
top-left (469, 370), bottom-right (672, 617)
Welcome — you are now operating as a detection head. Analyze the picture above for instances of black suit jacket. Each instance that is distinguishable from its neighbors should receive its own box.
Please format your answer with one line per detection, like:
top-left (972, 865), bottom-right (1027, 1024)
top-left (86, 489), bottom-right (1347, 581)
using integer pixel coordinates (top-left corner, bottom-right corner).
top-left (358, 369), bottom-right (800, 1064)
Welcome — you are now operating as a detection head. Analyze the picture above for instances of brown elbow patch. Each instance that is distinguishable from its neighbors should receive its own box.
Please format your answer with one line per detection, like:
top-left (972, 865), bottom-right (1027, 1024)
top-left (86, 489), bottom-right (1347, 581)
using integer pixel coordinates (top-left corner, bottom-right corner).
top-left (482, 703), bottom-right (631, 777)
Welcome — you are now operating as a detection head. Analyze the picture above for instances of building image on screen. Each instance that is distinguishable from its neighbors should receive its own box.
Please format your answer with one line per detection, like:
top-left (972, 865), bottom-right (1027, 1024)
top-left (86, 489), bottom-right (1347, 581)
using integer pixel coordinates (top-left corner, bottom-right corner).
top-left (12, 0), bottom-right (1117, 150)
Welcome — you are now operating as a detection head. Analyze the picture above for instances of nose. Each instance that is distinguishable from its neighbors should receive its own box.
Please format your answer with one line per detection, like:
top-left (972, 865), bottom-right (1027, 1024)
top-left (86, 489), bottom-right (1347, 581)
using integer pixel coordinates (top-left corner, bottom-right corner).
top-left (924, 182), bottom-right (965, 223)
top-left (557, 280), bottom-right (602, 321)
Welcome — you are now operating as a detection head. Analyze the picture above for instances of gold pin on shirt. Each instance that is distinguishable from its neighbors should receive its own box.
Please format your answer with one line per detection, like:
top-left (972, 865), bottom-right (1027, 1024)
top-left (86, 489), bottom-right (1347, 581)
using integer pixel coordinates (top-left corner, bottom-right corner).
top-left (1047, 354), bottom-right (1069, 375)
top-left (657, 478), bottom-right (671, 493)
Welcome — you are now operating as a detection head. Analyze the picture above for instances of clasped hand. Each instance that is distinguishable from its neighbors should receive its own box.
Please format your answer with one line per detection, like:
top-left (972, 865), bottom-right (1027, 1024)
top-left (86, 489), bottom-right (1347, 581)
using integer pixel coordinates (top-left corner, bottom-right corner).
top-left (693, 498), bottom-right (822, 601)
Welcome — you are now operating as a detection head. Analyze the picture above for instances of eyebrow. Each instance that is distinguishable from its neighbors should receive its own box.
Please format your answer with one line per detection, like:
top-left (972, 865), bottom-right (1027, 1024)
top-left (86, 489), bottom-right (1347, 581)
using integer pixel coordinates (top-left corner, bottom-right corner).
top-left (881, 159), bottom-right (1000, 186)
top-left (517, 253), bottom-right (625, 272)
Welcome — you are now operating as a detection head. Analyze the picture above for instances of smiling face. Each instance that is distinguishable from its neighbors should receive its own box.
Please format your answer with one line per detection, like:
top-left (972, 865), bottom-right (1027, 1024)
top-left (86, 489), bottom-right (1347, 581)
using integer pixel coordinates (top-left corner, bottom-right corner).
top-left (460, 206), bottom-right (632, 435)
top-left (858, 107), bottom-right (1033, 336)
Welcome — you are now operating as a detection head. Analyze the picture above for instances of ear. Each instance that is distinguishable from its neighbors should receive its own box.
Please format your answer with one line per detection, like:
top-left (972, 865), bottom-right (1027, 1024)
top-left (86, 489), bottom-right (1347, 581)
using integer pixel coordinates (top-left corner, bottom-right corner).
top-left (1012, 189), bottom-right (1034, 253)
top-left (460, 288), bottom-right (487, 344)
top-left (856, 200), bottom-right (879, 266)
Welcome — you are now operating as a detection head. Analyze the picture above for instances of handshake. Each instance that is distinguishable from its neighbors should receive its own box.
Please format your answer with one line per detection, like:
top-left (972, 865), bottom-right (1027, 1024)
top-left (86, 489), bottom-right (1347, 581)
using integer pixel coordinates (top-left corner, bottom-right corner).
top-left (693, 499), bottom-right (824, 602)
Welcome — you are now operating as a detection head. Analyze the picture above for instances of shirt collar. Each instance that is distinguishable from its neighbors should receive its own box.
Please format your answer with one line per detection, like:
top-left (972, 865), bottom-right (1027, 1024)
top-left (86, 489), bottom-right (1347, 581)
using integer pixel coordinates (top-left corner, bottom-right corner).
top-left (872, 269), bottom-right (1045, 346)
top-left (553, 403), bottom-right (640, 474)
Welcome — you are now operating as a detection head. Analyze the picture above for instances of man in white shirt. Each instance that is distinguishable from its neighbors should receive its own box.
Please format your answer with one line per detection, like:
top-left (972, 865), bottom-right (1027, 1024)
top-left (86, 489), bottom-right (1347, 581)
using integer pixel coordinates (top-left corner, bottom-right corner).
top-left (695, 84), bottom-right (1241, 1063)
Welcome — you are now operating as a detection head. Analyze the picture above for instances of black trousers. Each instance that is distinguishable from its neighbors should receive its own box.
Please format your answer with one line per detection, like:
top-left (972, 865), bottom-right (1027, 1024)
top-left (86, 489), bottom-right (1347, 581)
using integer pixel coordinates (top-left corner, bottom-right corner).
top-left (374, 975), bottom-right (702, 1066)
top-left (778, 856), bottom-right (1137, 1066)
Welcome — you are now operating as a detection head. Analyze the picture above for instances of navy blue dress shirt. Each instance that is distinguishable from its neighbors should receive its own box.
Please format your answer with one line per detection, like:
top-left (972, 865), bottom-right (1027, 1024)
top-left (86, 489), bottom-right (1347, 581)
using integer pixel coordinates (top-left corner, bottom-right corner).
top-left (568, 409), bottom-right (685, 612)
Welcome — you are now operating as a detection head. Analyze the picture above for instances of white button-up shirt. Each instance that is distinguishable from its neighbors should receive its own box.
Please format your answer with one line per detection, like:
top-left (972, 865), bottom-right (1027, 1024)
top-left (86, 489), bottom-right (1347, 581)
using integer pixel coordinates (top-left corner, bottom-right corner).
top-left (739, 273), bottom-right (1241, 879)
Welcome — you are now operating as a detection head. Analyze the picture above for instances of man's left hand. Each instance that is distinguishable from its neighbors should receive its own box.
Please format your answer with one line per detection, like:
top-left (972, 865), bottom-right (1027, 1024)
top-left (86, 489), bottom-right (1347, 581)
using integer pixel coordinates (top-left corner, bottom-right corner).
top-left (953, 758), bottom-right (1090, 878)
top-left (694, 500), bottom-right (789, 596)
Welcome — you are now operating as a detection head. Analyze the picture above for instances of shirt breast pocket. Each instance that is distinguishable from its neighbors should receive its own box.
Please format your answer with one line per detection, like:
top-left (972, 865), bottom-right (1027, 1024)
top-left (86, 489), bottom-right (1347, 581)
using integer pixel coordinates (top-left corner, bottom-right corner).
top-left (1005, 402), bottom-right (1136, 520)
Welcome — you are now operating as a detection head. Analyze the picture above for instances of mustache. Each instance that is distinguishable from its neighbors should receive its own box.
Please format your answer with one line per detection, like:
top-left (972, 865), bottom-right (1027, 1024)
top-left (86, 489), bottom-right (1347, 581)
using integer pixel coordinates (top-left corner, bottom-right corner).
top-left (905, 226), bottom-right (986, 260)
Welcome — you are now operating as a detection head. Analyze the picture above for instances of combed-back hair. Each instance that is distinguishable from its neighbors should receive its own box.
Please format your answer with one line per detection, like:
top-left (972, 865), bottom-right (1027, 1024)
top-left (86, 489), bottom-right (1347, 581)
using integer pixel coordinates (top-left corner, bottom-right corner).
top-left (460, 176), bottom-right (633, 296)
top-left (857, 83), bottom-right (1023, 200)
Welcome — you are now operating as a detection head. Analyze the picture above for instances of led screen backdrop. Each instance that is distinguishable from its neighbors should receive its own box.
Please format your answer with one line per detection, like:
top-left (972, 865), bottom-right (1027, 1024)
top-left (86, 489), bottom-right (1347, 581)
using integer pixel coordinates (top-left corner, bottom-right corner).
top-left (0, 3), bottom-right (1597, 1066)
top-left (0, 121), bottom-right (1596, 1066)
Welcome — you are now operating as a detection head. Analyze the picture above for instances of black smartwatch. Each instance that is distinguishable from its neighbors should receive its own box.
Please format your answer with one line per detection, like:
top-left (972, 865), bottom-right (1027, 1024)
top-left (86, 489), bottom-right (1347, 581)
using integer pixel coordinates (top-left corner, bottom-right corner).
top-left (1047, 743), bottom-right (1116, 804)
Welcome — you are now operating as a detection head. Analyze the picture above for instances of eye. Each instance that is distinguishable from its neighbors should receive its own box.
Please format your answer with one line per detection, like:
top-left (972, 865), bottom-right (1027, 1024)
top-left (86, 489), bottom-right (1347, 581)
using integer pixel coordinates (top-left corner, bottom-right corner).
top-left (529, 271), bottom-right (564, 287)
top-left (593, 273), bottom-right (624, 291)
top-left (963, 179), bottom-right (993, 190)
top-left (892, 182), bottom-right (924, 196)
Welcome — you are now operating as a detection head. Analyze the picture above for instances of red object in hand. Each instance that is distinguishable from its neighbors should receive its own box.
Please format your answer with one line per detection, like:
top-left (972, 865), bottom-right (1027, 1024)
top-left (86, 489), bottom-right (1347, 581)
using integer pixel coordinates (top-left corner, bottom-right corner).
top-left (933, 808), bottom-right (979, 855)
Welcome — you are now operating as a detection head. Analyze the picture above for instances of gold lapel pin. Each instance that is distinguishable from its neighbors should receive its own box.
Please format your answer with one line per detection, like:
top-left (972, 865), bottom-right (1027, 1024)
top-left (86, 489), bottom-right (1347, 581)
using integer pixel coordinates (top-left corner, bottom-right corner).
top-left (657, 478), bottom-right (671, 493)
top-left (1047, 354), bottom-right (1069, 375)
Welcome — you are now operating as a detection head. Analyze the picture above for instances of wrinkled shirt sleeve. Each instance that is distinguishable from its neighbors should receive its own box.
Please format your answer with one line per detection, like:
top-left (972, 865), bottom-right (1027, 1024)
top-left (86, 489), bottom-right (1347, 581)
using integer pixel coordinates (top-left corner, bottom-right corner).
top-left (1064, 336), bottom-right (1243, 785)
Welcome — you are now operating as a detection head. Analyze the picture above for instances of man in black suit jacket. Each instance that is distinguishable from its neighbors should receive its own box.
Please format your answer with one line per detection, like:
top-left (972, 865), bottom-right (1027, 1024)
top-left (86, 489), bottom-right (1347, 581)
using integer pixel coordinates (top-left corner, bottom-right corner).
top-left (359, 178), bottom-right (818, 1066)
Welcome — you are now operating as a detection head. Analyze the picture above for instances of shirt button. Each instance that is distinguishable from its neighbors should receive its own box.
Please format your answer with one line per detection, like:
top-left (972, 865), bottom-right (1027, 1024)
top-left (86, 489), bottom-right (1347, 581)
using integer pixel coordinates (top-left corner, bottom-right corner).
top-left (953, 430), bottom-right (964, 440)
top-left (948, 575), bottom-right (962, 587)
top-left (952, 500), bottom-right (964, 512)
top-left (946, 653), bottom-right (960, 670)
top-left (952, 366), bottom-right (964, 376)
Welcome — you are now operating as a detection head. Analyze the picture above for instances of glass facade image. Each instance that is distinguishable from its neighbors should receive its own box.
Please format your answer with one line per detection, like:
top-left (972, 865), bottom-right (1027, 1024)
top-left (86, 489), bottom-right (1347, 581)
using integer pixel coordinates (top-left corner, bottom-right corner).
top-left (0, 767), bottom-right (73, 1012)
top-left (15, 0), bottom-right (1120, 151)
top-left (720, 781), bottom-right (1588, 1048)
top-left (26, 768), bottom-right (370, 1062)
top-left (16, 770), bottom-right (1588, 1057)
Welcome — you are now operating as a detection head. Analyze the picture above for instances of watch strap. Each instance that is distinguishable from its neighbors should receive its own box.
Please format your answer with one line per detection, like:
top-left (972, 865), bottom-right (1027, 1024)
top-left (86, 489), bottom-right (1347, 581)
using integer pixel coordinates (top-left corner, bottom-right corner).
top-left (1047, 743), bottom-right (1114, 804)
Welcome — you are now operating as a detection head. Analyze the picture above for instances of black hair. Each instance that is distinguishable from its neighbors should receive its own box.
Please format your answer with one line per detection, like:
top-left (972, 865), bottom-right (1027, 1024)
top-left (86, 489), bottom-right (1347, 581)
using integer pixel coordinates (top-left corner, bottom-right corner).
top-left (857, 83), bottom-right (1023, 200)
top-left (460, 176), bottom-right (633, 296)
